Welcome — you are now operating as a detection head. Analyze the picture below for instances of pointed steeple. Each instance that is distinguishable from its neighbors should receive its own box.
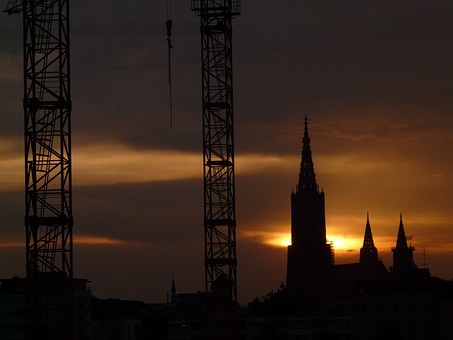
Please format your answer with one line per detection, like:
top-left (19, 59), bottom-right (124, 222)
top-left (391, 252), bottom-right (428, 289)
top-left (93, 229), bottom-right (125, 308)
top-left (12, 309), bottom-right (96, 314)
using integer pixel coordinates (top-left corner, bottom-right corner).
top-left (363, 213), bottom-right (375, 248)
top-left (396, 213), bottom-right (408, 248)
top-left (391, 214), bottom-right (424, 276)
top-left (297, 116), bottom-right (318, 193)
top-left (171, 276), bottom-right (177, 304)
top-left (360, 213), bottom-right (379, 264)
top-left (287, 116), bottom-right (331, 297)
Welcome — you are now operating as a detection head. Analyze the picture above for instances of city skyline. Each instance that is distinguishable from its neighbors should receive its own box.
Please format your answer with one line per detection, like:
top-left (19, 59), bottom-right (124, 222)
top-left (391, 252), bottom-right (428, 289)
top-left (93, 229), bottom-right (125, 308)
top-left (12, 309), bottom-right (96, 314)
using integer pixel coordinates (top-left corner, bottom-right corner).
top-left (1, 0), bottom-right (453, 304)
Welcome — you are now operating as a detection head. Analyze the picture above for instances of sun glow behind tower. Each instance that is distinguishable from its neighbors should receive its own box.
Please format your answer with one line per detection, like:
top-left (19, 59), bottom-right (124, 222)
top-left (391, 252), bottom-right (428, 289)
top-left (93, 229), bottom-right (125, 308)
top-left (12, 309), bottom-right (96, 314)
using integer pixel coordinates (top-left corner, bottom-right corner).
top-left (262, 231), bottom-right (362, 251)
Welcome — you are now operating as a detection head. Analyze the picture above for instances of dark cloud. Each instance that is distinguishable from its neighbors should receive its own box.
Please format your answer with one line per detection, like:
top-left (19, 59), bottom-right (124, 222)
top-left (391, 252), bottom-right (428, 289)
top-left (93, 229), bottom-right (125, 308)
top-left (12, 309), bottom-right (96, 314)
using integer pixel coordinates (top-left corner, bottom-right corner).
top-left (3, 0), bottom-right (453, 152)
top-left (0, 190), bottom-right (23, 236)
top-left (74, 179), bottom-right (203, 244)
top-left (0, 177), bottom-right (289, 303)
top-left (236, 172), bottom-right (293, 229)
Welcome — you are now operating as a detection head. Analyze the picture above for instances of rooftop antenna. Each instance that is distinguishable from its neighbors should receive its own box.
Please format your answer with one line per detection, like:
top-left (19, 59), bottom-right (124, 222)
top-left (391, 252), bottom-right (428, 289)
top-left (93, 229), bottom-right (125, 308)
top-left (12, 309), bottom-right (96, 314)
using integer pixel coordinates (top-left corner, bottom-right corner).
top-left (166, 0), bottom-right (173, 129)
top-left (420, 246), bottom-right (430, 268)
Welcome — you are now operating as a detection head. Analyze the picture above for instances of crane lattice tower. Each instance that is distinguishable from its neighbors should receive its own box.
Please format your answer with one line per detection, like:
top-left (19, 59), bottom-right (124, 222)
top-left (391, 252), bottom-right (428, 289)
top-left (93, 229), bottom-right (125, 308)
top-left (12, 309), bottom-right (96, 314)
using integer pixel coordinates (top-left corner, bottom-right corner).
top-left (191, 0), bottom-right (240, 303)
top-left (4, 0), bottom-right (73, 337)
top-left (6, 0), bottom-right (73, 280)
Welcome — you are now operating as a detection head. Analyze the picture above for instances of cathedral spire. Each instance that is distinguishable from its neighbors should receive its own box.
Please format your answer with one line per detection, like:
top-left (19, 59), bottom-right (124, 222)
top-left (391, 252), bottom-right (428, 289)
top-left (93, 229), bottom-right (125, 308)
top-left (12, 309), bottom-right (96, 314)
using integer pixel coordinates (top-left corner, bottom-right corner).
top-left (297, 116), bottom-right (318, 193)
top-left (288, 116), bottom-right (331, 298)
top-left (360, 213), bottom-right (379, 264)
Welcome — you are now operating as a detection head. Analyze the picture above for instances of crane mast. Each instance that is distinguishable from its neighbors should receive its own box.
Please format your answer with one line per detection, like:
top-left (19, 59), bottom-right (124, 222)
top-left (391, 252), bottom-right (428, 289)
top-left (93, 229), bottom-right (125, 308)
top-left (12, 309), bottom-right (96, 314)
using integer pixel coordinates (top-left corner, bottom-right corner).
top-left (191, 0), bottom-right (240, 303)
top-left (4, 0), bottom-right (73, 337)
top-left (5, 0), bottom-right (73, 281)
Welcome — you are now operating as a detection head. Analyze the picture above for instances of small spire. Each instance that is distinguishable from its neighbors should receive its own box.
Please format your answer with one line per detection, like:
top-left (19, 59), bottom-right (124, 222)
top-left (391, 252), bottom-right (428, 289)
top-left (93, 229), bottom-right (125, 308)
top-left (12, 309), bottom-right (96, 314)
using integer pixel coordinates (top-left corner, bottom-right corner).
top-left (363, 213), bottom-right (374, 245)
top-left (360, 213), bottom-right (379, 264)
top-left (297, 115), bottom-right (318, 193)
top-left (396, 213), bottom-right (408, 248)
top-left (392, 214), bottom-right (420, 276)
top-left (171, 276), bottom-right (177, 304)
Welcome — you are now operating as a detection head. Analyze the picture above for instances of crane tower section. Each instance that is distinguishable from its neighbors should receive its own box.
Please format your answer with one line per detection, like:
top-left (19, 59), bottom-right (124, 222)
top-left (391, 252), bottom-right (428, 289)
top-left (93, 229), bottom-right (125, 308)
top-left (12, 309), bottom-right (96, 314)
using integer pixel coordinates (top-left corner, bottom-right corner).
top-left (191, 0), bottom-right (240, 303)
top-left (5, 0), bottom-right (73, 279)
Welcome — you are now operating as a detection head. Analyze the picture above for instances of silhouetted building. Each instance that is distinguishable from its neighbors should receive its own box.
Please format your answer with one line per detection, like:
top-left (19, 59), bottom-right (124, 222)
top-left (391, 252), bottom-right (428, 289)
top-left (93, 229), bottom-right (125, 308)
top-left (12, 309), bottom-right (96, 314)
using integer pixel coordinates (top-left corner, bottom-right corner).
top-left (355, 277), bottom-right (453, 339)
top-left (0, 277), bottom-right (26, 339)
top-left (91, 298), bottom-right (168, 340)
top-left (391, 214), bottom-right (430, 278)
top-left (286, 116), bottom-right (334, 300)
top-left (0, 276), bottom-right (92, 340)
top-left (167, 280), bottom-right (244, 339)
top-left (392, 214), bottom-right (416, 274)
top-left (268, 117), bottom-right (453, 339)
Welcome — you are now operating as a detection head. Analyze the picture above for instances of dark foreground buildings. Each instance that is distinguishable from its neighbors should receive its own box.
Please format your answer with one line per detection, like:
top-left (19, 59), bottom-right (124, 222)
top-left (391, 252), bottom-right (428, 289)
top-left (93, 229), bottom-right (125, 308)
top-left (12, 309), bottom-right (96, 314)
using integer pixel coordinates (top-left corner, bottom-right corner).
top-left (1, 118), bottom-right (453, 339)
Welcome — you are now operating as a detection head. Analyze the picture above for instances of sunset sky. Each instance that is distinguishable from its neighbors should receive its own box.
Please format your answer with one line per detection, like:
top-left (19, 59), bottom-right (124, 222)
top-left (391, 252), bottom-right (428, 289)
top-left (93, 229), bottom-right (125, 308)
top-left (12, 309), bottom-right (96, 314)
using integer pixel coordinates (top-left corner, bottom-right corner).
top-left (1, 0), bottom-right (453, 305)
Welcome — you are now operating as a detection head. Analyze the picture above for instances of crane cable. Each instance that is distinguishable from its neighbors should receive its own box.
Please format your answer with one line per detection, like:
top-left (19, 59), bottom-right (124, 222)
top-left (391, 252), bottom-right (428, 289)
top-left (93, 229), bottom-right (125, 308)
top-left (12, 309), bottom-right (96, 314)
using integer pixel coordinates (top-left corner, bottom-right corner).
top-left (166, 0), bottom-right (173, 129)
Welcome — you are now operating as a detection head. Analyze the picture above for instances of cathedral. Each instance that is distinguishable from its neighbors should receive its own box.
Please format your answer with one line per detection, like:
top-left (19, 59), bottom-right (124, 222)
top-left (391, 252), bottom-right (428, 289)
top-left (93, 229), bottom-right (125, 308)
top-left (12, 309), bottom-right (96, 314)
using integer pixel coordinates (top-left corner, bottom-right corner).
top-left (287, 117), bottom-right (430, 301)
top-left (282, 117), bottom-right (453, 338)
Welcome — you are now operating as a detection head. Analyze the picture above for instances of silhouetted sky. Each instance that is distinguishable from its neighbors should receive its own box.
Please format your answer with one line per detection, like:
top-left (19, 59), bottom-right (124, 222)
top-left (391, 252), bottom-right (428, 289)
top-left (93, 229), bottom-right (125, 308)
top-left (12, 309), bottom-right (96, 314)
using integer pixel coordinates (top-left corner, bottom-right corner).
top-left (1, 0), bottom-right (453, 304)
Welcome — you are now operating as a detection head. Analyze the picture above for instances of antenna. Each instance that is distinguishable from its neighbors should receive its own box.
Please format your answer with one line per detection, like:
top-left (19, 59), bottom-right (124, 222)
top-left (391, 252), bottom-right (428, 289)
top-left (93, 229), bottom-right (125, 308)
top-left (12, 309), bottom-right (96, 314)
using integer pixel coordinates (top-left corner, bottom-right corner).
top-left (166, 0), bottom-right (173, 129)
top-left (420, 246), bottom-right (430, 268)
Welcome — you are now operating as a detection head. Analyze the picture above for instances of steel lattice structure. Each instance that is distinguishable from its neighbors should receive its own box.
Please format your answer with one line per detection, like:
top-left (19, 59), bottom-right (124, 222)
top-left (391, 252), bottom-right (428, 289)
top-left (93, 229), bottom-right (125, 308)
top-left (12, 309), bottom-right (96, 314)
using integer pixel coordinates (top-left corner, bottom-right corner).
top-left (5, 0), bottom-right (73, 279)
top-left (192, 0), bottom-right (240, 302)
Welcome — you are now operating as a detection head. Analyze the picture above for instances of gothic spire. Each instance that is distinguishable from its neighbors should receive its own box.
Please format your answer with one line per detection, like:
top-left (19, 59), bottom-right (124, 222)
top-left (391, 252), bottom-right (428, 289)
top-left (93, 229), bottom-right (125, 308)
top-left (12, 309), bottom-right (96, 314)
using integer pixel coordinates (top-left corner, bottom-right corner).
top-left (396, 213), bottom-right (408, 248)
top-left (297, 116), bottom-right (318, 193)
top-left (360, 213), bottom-right (379, 264)
top-left (362, 213), bottom-right (375, 248)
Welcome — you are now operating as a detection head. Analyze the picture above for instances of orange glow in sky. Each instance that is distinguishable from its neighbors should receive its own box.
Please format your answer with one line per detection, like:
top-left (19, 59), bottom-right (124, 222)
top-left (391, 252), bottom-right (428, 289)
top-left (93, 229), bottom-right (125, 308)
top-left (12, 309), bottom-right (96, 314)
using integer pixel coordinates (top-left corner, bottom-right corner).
top-left (0, 137), bottom-right (298, 190)
top-left (265, 233), bottom-right (292, 247)
top-left (0, 235), bottom-right (144, 248)
top-left (75, 235), bottom-right (138, 246)
top-left (263, 232), bottom-right (363, 252)
top-left (327, 234), bottom-right (362, 252)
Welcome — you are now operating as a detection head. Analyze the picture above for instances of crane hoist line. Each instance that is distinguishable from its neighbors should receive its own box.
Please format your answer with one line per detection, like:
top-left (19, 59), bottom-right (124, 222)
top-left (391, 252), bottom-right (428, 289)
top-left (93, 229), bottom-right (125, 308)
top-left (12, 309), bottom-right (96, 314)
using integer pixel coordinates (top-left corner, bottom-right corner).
top-left (166, 0), bottom-right (173, 129)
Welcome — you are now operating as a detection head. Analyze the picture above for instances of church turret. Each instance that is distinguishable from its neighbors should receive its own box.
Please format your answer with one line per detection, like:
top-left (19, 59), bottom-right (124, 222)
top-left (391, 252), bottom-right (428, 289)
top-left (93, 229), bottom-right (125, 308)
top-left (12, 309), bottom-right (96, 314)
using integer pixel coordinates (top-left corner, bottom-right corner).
top-left (392, 215), bottom-right (417, 276)
top-left (396, 214), bottom-right (409, 248)
top-left (287, 117), bottom-right (333, 299)
top-left (360, 213), bottom-right (379, 264)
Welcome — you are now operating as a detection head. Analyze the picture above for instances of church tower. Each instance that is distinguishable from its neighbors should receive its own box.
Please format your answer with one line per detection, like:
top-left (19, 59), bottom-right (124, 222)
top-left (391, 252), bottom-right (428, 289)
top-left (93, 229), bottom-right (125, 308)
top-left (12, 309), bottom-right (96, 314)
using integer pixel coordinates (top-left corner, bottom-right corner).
top-left (391, 214), bottom-right (418, 275)
top-left (287, 117), bottom-right (333, 297)
top-left (359, 214), bottom-right (379, 264)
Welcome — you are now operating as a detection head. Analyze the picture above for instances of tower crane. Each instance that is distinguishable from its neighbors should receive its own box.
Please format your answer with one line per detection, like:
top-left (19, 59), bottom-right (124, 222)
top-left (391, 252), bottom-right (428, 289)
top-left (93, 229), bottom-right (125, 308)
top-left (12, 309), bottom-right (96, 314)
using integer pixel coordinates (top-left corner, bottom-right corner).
top-left (4, 0), bottom-right (74, 337)
top-left (191, 0), bottom-right (241, 303)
